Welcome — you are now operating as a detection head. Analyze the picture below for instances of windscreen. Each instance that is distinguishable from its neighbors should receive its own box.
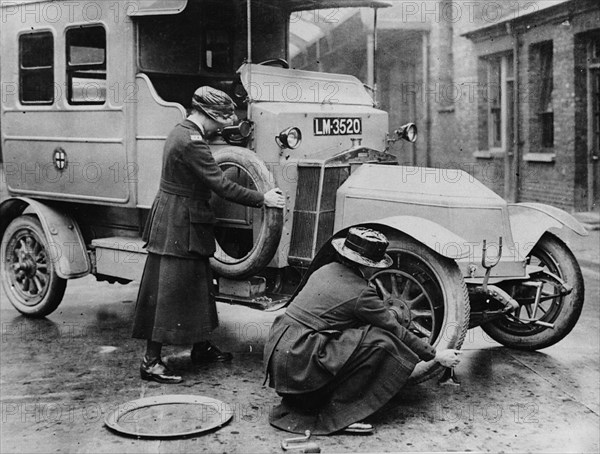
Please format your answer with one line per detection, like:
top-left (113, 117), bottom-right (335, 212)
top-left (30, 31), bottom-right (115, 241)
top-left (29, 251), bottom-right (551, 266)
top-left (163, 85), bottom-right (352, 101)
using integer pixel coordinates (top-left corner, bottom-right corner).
top-left (289, 7), bottom-right (366, 79)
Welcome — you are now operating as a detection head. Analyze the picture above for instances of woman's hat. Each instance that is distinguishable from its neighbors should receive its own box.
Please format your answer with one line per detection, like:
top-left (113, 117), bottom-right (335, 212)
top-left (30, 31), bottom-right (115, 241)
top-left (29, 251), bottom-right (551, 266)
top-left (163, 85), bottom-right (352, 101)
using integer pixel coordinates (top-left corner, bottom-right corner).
top-left (191, 86), bottom-right (237, 125)
top-left (331, 227), bottom-right (393, 269)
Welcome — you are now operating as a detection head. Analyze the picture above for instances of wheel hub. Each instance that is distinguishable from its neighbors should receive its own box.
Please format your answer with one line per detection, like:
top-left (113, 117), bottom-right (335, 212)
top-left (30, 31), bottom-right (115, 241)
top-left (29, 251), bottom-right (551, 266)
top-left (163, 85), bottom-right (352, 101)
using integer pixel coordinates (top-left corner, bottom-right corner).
top-left (15, 253), bottom-right (37, 279)
top-left (386, 297), bottom-right (412, 327)
top-left (6, 231), bottom-right (49, 299)
top-left (370, 264), bottom-right (440, 342)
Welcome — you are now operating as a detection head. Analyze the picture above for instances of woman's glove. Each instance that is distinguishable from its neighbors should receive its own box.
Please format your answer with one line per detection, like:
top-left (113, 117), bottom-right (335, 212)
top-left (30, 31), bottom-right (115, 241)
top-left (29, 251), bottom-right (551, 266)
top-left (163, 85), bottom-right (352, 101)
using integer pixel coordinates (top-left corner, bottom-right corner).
top-left (435, 349), bottom-right (462, 367)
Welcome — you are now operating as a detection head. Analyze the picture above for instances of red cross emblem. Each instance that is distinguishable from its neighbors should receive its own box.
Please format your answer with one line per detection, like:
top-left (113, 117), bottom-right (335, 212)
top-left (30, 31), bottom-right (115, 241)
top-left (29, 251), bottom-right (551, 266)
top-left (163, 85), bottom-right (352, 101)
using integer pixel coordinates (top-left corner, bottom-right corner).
top-left (53, 147), bottom-right (67, 170)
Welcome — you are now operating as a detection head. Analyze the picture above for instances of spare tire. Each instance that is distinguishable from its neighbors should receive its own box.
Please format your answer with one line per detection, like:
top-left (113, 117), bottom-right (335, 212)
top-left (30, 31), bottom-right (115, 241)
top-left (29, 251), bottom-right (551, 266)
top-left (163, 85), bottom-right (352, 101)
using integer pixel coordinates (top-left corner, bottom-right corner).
top-left (209, 147), bottom-right (283, 279)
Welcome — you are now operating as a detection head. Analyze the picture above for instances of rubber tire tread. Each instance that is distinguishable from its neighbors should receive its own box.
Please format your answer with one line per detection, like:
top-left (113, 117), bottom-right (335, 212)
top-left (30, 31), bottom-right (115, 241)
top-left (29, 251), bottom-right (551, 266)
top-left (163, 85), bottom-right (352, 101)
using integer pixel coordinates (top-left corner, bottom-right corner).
top-left (1, 214), bottom-right (67, 318)
top-left (209, 147), bottom-right (283, 279)
top-left (382, 231), bottom-right (470, 384)
top-left (481, 233), bottom-right (584, 350)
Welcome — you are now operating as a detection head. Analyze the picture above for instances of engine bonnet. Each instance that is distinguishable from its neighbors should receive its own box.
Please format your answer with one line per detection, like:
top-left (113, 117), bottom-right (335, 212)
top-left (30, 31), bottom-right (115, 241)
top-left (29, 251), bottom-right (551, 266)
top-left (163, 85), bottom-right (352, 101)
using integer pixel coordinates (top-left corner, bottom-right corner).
top-left (335, 164), bottom-right (515, 252)
top-left (239, 64), bottom-right (374, 105)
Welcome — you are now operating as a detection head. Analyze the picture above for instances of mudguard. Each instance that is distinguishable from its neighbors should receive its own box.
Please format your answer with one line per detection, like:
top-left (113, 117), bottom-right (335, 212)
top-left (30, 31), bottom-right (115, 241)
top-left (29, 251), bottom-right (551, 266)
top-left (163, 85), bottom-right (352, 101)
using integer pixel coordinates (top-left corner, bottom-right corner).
top-left (359, 216), bottom-right (471, 259)
top-left (0, 197), bottom-right (91, 279)
top-left (285, 216), bottom-right (469, 308)
top-left (508, 203), bottom-right (588, 258)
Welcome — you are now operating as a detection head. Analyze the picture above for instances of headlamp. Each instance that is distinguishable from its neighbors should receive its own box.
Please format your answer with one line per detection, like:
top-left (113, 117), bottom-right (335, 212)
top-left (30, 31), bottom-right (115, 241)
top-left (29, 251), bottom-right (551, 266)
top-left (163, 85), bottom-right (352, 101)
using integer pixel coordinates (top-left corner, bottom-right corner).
top-left (276, 127), bottom-right (302, 149)
top-left (395, 123), bottom-right (418, 143)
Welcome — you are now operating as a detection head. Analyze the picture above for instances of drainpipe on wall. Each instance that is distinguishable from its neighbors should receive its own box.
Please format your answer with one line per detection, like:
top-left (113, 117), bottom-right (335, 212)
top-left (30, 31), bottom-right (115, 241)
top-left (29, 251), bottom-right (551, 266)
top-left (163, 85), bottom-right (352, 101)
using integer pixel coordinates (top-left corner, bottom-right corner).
top-left (246, 0), bottom-right (253, 121)
top-left (373, 7), bottom-right (378, 106)
top-left (367, 33), bottom-right (374, 89)
top-left (511, 24), bottom-right (521, 202)
top-left (422, 31), bottom-right (431, 167)
top-left (366, 7), bottom-right (379, 106)
top-left (439, 0), bottom-right (454, 111)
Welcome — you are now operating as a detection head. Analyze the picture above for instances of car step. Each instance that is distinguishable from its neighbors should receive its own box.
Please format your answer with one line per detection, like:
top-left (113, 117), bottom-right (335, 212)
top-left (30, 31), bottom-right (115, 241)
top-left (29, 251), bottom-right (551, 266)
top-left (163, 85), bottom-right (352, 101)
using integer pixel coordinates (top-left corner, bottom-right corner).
top-left (91, 236), bottom-right (147, 282)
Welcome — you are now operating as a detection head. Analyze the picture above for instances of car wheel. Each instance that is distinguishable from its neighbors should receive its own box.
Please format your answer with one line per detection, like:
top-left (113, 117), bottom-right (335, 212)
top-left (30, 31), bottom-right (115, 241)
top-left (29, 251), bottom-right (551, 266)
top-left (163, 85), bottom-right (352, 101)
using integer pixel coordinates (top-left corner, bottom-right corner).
top-left (370, 231), bottom-right (470, 384)
top-left (1, 214), bottom-right (67, 317)
top-left (482, 233), bottom-right (584, 350)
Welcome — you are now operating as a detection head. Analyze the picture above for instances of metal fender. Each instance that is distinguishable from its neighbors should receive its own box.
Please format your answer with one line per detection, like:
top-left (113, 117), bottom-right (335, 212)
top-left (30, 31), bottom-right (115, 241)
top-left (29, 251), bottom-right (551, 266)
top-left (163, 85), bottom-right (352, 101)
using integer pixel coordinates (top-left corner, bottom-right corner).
top-left (342, 216), bottom-right (472, 259)
top-left (508, 203), bottom-right (588, 258)
top-left (285, 216), bottom-right (470, 308)
top-left (0, 197), bottom-right (91, 279)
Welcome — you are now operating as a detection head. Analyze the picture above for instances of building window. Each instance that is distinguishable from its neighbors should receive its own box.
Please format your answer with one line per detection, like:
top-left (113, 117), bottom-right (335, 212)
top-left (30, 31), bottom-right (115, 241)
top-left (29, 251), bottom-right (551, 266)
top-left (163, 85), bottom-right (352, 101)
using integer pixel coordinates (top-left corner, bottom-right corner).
top-left (482, 53), bottom-right (514, 152)
top-left (66, 25), bottom-right (106, 105)
top-left (19, 32), bottom-right (54, 104)
top-left (536, 41), bottom-right (554, 149)
top-left (488, 57), bottom-right (503, 148)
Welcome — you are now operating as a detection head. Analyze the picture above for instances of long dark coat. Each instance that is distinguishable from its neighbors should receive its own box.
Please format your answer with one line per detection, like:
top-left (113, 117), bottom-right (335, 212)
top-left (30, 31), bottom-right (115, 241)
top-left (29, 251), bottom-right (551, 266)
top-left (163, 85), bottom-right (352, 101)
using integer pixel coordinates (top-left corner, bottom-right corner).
top-left (132, 119), bottom-right (264, 344)
top-left (263, 261), bottom-right (436, 434)
top-left (144, 119), bottom-right (264, 258)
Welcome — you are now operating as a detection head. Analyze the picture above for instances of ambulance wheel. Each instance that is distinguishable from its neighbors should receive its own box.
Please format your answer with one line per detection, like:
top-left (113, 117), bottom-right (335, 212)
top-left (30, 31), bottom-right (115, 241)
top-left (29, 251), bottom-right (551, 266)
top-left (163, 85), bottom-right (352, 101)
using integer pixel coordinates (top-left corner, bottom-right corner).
top-left (482, 233), bottom-right (584, 350)
top-left (1, 215), bottom-right (66, 317)
top-left (370, 231), bottom-right (470, 384)
top-left (210, 147), bottom-right (283, 279)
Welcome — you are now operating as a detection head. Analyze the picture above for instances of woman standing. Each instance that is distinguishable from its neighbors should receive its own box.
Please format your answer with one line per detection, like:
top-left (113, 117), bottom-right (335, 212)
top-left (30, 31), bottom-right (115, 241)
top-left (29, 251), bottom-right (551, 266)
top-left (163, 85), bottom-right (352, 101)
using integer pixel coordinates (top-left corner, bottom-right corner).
top-left (133, 86), bottom-right (285, 384)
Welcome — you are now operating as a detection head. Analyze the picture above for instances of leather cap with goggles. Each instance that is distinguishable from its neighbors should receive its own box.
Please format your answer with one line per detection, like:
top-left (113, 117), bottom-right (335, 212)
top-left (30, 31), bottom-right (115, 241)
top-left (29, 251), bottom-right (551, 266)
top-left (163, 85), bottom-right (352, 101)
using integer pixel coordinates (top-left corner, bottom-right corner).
top-left (191, 86), bottom-right (237, 126)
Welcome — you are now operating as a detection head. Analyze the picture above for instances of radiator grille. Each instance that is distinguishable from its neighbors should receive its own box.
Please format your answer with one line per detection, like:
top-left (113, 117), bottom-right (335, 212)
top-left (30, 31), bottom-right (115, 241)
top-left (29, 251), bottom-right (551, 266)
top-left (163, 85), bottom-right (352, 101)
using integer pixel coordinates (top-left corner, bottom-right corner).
top-left (289, 164), bottom-right (349, 265)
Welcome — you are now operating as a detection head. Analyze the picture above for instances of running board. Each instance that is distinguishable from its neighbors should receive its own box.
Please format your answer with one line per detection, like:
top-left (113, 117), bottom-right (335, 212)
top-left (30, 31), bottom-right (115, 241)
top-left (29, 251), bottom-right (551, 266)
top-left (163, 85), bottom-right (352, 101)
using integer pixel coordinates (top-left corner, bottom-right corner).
top-left (215, 293), bottom-right (290, 311)
top-left (217, 276), bottom-right (290, 311)
top-left (91, 237), bottom-right (147, 282)
top-left (91, 237), bottom-right (291, 310)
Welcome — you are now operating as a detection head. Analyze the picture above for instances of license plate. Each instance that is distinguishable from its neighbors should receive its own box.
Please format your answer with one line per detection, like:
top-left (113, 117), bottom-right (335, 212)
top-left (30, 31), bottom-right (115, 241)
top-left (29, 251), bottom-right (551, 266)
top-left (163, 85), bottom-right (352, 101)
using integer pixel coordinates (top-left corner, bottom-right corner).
top-left (313, 117), bottom-right (362, 136)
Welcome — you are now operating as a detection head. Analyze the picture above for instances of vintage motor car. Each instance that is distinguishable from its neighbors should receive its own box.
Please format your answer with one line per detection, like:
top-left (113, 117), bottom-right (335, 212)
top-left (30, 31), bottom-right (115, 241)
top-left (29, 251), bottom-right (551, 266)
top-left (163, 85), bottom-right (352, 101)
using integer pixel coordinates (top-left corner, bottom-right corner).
top-left (0, 0), bottom-right (588, 382)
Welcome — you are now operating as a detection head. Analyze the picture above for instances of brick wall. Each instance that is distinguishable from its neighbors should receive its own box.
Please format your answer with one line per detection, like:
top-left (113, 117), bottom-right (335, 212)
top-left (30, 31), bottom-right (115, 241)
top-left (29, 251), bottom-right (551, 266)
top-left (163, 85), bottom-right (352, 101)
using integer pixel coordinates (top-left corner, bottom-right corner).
top-left (378, 31), bottom-right (424, 163)
top-left (428, 0), bottom-right (512, 198)
top-left (428, 0), bottom-right (599, 211)
top-left (515, 24), bottom-right (572, 210)
top-left (574, 32), bottom-right (592, 211)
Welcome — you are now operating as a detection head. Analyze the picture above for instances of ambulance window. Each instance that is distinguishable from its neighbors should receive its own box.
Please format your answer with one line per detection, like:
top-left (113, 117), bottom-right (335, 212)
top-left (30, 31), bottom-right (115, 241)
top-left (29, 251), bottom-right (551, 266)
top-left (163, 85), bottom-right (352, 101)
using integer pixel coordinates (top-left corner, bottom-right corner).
top-left (19, 32), bottom-right (54, 104)
top-left (66, 25), bottom-right (106, 105)
top-left (138, 1), bottom-right (235, 75)
top-left (202, 3), bottom-right (234, 73)
top-left (204, 29), bottom-right (234, 72)
top-left (139, 15), bottom-right (202, 74)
